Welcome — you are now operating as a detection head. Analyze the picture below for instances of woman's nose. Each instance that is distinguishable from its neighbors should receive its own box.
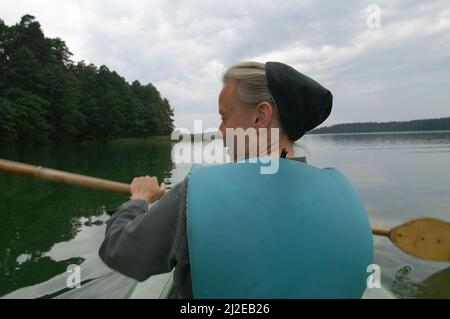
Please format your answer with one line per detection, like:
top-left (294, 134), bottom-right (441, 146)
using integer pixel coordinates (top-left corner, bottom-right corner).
top-left (217, 124), bottom-right (226, 146)
top-left (217, 122), bottom-right (224, 138)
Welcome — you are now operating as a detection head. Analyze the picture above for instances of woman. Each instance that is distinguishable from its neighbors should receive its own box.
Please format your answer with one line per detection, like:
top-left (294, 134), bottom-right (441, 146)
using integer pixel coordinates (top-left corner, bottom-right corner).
top-left (99, 61), bottom-right (373, 298)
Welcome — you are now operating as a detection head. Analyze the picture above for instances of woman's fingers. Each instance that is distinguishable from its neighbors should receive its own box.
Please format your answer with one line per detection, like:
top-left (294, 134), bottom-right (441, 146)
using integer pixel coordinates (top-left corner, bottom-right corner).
top-left (130, 175), bottom-right (166, 203)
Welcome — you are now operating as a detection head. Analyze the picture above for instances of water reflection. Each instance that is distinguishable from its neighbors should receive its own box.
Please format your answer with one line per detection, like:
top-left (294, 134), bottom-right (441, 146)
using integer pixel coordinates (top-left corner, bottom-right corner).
top-left (0, 141), bottom-right (174, 297)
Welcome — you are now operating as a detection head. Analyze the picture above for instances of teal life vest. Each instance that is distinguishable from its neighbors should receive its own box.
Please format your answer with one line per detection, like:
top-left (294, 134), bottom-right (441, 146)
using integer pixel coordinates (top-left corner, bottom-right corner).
top-left (186, 158), bottom-right (373, 298)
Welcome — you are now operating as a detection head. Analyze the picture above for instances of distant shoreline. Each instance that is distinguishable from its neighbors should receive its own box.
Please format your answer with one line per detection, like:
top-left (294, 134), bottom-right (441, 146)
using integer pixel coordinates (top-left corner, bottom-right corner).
top-left (310, 117), bottom-right (450, 134)
top-left (306, 130), bottom-right (450, 136)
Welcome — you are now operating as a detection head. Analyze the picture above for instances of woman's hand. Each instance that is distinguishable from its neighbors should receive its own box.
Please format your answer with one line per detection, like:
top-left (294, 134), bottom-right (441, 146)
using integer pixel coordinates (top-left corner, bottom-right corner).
top-left (130, 176), bottom-right (166, 203)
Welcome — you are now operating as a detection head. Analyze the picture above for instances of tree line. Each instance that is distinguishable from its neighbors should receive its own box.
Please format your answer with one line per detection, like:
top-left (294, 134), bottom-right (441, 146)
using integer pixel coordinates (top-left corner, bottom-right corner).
top-left (0, 15), bottom-right (174, 146)
top-left (310, 117), bottom-right (450, 134)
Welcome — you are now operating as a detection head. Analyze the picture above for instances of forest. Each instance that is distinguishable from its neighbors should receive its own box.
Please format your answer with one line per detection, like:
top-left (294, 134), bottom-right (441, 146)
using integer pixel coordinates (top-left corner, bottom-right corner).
top-left (0, 15), bottom-right (174, 146)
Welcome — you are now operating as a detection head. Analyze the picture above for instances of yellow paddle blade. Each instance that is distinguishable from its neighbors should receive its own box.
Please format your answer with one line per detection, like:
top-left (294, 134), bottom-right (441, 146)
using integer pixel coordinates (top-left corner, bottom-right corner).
top-left (390, 218), bottom-right (450, 261)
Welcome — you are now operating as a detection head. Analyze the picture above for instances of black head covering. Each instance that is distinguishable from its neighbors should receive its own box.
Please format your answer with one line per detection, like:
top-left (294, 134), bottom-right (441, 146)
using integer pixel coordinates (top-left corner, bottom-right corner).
top-left (265, 62), bottom-right (333, 141)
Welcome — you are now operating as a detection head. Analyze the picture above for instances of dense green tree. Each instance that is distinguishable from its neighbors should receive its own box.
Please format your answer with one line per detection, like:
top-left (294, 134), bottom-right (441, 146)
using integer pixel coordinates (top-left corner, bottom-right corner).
top-left (0, 97), bottom-right (16, 145)
top-left (131, 81), bottom-right (160, 136)
top-left (4, 88), bottom-right (50, 145)
top-left (3, 46), bottom-right (47, 96)
top-left (48, 38), bottom-right (73, 66)
top-left (161, 98), bottom-right (175, 134)
top-left (0, 19), bottom-right (9, 85)
top-left (45, 64), bottom-right (85, 142)
top-left (0, 15), bottom-right (174, 146)
top-left (10, 15), bottom-right (51, 66)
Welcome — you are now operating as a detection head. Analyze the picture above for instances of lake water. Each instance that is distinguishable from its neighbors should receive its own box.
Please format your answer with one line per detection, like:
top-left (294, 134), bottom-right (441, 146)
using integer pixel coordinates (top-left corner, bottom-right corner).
top-left (1, 132), bottom-right (449, 298)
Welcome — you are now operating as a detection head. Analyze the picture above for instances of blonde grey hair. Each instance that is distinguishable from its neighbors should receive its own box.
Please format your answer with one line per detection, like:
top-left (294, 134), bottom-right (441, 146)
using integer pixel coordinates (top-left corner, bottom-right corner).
top-left (222, 61), bottom-right (276, 107)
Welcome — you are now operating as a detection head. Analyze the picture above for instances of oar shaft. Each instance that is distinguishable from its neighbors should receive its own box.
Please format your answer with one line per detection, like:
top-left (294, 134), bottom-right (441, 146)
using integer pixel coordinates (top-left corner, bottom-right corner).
top-left (0, 158), bottom-right (130, 194)
top-left (371, 226), bottom-right (391, 237)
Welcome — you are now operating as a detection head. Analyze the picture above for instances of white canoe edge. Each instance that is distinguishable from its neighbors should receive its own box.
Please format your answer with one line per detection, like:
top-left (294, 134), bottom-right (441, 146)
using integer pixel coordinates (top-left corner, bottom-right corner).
top-left (128, 271), bottom-right (175, 299)
top-left (128, 270), bottom-right (396, 299)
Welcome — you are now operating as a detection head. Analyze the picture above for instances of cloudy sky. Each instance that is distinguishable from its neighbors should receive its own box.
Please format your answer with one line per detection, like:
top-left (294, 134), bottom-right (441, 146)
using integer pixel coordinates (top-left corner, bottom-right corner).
top-left (1, 0), bottom-right (449, 131)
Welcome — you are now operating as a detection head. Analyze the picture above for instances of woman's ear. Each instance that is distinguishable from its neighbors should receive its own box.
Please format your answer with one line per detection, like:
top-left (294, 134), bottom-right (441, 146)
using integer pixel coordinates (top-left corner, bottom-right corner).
top-left (254, 101), bottom-right (274, 128)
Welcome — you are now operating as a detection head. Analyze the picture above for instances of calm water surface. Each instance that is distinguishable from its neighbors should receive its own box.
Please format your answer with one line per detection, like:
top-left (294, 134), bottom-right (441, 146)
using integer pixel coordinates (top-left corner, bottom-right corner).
top-left (1, 132), bottom-right (449, 298)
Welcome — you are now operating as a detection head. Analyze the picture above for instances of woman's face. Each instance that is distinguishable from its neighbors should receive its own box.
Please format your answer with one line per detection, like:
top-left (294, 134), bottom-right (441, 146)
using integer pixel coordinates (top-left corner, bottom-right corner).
top-left (217, 81), bottom-right (257, 161)
top-left (217, 81), bottom-right (280, 161)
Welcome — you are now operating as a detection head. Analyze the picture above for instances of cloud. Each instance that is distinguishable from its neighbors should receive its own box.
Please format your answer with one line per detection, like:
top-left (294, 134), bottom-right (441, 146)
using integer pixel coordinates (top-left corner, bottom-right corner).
top-left (1, 0), bottom-right (449, 129)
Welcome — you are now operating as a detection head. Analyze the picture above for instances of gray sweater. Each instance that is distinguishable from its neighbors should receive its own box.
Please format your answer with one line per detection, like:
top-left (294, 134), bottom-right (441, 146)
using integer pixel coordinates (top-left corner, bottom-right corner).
top-left (99, 157), bottom-right (306, 298)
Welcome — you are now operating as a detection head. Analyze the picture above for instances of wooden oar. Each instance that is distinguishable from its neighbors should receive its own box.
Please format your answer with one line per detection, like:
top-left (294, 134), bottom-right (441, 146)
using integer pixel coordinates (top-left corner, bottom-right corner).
top-left (0, 158), bottom-right (130, 194)
top-left (373, 219), bottom-right (450, 262)
top-left (0, 158), bottom-right (449, 261)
